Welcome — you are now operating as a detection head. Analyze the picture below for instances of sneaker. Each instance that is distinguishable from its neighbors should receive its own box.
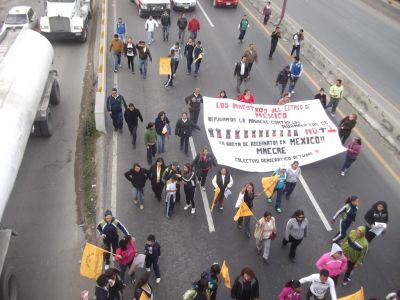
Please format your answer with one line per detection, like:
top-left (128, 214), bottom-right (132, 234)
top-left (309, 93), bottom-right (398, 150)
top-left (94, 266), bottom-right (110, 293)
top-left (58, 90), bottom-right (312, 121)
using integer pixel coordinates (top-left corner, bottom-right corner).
top-left (291, 90), bottom-right (295, 94)
top-left (114, 69), bottom-right (118, 73)
top-left (330, 113), bottom-right (335, 117)
top-left (342, 279), bottom-right (350, 286)
top-left (340, 171), bottom-right (345, 176)
top-left (140, 204), bottom-right (144, 210)
top-left (184, 204), bottom-right (191, 210)
top-left (191, 208), bottom-right (196, 214)
top-left (267, 198), bottom-right (272, 204)
top-left (156, 278), bottom-right (161, 284)
top-left (105, 264), bottom-right (110, 270)
top-left (201, 186), bottom-right (206, 191)
top-left (146, 268), bottom-right (151, 272)
top-left (131, 279), bottom-right (136, 285)
top-left (133, 199), bottom-right (138, 204)
top-left (118, 64), bottom-right (122, 67)
top-left (219, 206), bottom-right (224, 210)
top-left (276, 207), bottom-right (282, 213)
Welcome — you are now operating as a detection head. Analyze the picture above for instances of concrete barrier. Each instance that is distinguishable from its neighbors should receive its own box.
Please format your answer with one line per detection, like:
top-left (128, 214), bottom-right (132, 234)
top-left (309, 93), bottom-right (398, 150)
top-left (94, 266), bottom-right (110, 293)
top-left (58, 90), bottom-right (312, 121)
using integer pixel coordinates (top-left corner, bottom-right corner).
top-left (247, 0), bottom-right (400, 152)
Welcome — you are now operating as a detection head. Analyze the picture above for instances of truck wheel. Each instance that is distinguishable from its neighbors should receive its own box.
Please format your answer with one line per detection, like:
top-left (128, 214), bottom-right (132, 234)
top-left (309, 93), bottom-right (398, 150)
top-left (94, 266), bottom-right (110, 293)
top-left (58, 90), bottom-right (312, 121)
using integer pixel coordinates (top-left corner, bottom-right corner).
top-left (50, 79), bottom-right (60, 105)
top-left (0, 265), bottom-right (18, 300)
top-left (38, 110), bottom-right (54, 138)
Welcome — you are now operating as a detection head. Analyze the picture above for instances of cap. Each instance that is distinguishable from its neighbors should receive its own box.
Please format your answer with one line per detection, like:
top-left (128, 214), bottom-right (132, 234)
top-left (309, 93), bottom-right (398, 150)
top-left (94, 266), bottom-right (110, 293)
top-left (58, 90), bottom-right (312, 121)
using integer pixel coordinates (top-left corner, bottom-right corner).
top-left (104, 210), bottom-right (113, 217)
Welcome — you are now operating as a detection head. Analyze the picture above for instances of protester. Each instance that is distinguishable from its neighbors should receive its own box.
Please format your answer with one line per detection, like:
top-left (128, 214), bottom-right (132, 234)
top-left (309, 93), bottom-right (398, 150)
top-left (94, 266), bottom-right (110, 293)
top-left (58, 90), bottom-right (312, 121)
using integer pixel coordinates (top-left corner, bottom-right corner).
top-left (177, 13), bottom-right (188, 43)
top-left (136, 40), bottom-right (152, 79)
top-left (267, 166), bottom-right (286, 213)
top-left (316, 243), bottom-right (347, 286)
top-left (238, 15), bottom-right (250, 43)
top-left (109, 34), bottom-right (124, 73)
top-left (193, 40), bottom-right (204, 77)
top-left (212, 167), bottom-right (234, 210)
top-left (115, 235), bottom-right (138, 284)
top-left (170, 42), bottom-right (182, 74)
top-left (255, 211), bottom-right (276, 263)
top-left (236, 182), bottom-right (262, 237)
top-left (124, 103), bottom-right (143, 148)
top-left (326, 79), bottom-right (344, 117)
top-left (203, 263), bottom-right (221, 300)
top-left (364, 201), bottom-right (389, 242)
top-left (192, 146), bottom-right (217, 191)
top-left (183, 278), bottom-right (210, 300)
top-left (144, 122), bottom-right (157, 165)
top-left (263, 1), bottom-right (272, 25)
top-left (124, 163), bottom-right (149, 210)
top-left (97, 210), bottom-right (129, 269)
top-left (289, 56), bottom-right (303, 94)
top-left (116, 17), bottom-right (126, 43)
top-left (155, 111), bottom-right (170, 154)
top-left (276, 65), bottom-right (291, 96)
top-left (185, 88), bottom-right (203, 124)
top-left (124, 37), bottom-right (137, 74)
top-left (331, 195), bottom-right (360, 243)
top-left (277, 92), bottom-right (291, 105)
top-left (144, 234), bottom-right (161, 283)
top-left (279, 280), bottom-right (303, 300)
top-left (144, 15), bottom-right (158, 45)
top-left (95, 274), bottom-right (110, 300)
top-left (290, 29), bottom-right (304, 57)
top-left (340, 136), bottom-right (362, 176)
top-left (341, 226), bottom-right (369, 285)
top-left (107, 88), bottom-right (127, 133)
top-left (148, 157), bottom-right (166, 201)
top-left (165, 174), bottom-right (178, 218)
top-left (314, 88), bottom-right (327, 108)
top-left (238, 89), bottom-right (255, 104)
top-left (182, 163), bottom-right (197, 214)
top-left (134, 274), bottom-right (154, 299)
top-left (188, 15), bottom-right (200, 41)
top-left (175, 112), bottom-right (201, 156)
top-left (339, 114), bottom-right (357, 144)
top-left (231, 267), bottom-right (259, 300)
top-left (217, 90), bottom-right (228, 98)
top-left (243, 43), bottom-right (258, 79)
top-left (285, 161), bottom-right (301, 200)
top-left (105, 268), bottom-right (124, 300)
top-left (160, 10), bottom-right (171, 42)
top-left (269, 26), bottom-right (281, 59)
top-left (299, 269), bottom-right (337, 300)
top-left (234, 56), bottom-right (249, 95)
top-left (282, 210), bottom-right (308, 262)
top-left (184, 38), bottom-right (195, 74)
top-left (164, 49), bottom-right (175, 88)
top-left (162, 161), bottom-right (182, 204)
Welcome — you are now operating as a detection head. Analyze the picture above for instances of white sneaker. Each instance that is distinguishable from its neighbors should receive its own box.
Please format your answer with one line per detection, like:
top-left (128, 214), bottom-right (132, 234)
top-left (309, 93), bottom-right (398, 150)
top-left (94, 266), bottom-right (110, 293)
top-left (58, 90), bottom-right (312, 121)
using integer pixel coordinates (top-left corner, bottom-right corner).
top-left (156, 278), bottom-right (161, 284)
top-left (191, 208), bottom-right (196, 214)
top-left (201, 186), bottom-right (206, 191)
top-left (291, 90), bottom-right (295, 94)
top-left (330, 113), bottom-right (335, 117)
top-left (184, 204), bottom-right (191, 210)
top-left (146, 268), bottom-right (151, 272)
top-left (105, 264), bottom-right (110, 270)
top-left (340, 171), bottom-right (345, 176)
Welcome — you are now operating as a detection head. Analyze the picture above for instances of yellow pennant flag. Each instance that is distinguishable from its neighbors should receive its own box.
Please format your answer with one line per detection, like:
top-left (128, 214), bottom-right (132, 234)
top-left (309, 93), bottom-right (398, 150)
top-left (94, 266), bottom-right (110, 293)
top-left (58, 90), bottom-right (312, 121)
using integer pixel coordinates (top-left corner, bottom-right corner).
top-left (233, 201), bottom-right (254, 221)
top-left (338, 287), bottom-right (365, 300)
top-left (139, 292), bottom-right (150, 300)
top-left (220, 260), bottom-right (231, 288)
top-left (159, 57), bottom-right (171, 75)
top-left (210, 187), bottom-right (220, 212)
top-left (80, 243), bottom-right (106, 280)
top-left (261, 175), bottom-right (279, 198)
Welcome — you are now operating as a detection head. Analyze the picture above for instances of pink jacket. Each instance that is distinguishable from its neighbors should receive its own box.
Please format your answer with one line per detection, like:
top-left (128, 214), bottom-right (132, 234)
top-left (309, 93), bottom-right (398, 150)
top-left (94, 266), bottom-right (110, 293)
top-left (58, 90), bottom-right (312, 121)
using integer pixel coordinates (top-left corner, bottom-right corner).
top-left (115, 240), bottom-right (137, 266)
top-left (316, 253), bottom-right (347, 277)
top-left (279, 287), bottom-right (303, 300)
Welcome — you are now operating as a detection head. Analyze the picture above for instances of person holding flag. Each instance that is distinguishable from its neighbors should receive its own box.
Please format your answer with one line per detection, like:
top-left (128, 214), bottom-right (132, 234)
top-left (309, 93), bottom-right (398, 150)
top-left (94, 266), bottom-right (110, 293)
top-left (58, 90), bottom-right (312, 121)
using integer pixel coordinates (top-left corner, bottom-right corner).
top-left (211, 167), bottom-right (234, 211)
top-left (134, 273), bottom-right (154, 300)
top-left (267, 166), bottom-right (287, 213)
top-left (254, 211), bottom-right (276, 263)
top-left (193, 41), bottom-right (204, 77)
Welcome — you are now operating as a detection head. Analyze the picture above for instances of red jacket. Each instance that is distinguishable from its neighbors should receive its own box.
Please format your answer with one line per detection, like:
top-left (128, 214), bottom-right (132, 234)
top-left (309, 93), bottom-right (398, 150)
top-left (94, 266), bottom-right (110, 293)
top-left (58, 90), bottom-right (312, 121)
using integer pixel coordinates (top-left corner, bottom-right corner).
top-left (115, 240), bottom-right (137, 266)
top-left (188, 18), bottom-right (200, 32)
top-left (238, 95), bottom-right (254, 104)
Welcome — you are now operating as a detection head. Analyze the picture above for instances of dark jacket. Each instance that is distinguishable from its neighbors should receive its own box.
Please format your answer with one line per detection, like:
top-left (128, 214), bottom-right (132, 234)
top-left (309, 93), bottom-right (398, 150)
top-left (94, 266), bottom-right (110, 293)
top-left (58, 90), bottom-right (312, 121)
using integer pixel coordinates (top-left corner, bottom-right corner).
top-left (175, 118), bottom-right (200, 138)
top-left (155, 116), bottom-right (170, 135)
top-left (145, 241), bottom-right (161, 261)
top-left (182, 171), bottom-right (196, 192)
top-left (124, 108), bottom-right (143, 127)
top-left (364, 208), bottom-right (389, 226)
top-left (124, 168), bottom-right (149, 189)
top-left (124, 42), bottom-right (137, 56)
top-left (276, 69), bottom-right (290, 85)
top-left (271, 30), bottom-right (281, 44)
top-left (234, 62), bottom-right (249, 78)
top-left (136, 44), bottom-right (152, 61)
top-left (193, 45), bottom-right (204, 60)
top-left (162, 165), bottom-right (181, 184)
top-left (184, 43), bottom-right (195, 58)
top-left (134, 285), bottom-right (153, 300)
top-left (108, 275), bottom-right (125, 300)
top-left (185, 93), bottom-right (203, 111)
top-left (107, 94), bottom-right (127, 113)
top-left (231, 276), bottom-right (259, 300)
top-left (149, 163), bottom-right (166, 185)
top-left (314, 93), bottom-right (327, 107)
top-left (177, 17), bottom-right (188, 30)
top-left (95, 286), bottom-right (110, 300)
top-left (192, 153), bottom-right (216, 171)
top-left (160, 14), bottom-right (171, 26)
top-left (339, 116), bottom-right (357, 135)
top-left (97, 217), bottom-right (129, 240)
top-left (215, 172), bottom-right (232, 192)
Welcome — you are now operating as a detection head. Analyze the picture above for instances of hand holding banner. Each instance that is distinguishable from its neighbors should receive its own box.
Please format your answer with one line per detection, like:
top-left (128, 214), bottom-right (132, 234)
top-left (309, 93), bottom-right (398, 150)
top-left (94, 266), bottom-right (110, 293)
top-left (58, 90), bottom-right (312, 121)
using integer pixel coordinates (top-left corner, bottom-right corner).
top-left (261, 175), bottom-right (279, 198)
top-left (233, 202), bottom-right (254, 221)
top-left (80, 243), bottom-right (106, 280)
top-left (220, 260), bottom-right (231, 288)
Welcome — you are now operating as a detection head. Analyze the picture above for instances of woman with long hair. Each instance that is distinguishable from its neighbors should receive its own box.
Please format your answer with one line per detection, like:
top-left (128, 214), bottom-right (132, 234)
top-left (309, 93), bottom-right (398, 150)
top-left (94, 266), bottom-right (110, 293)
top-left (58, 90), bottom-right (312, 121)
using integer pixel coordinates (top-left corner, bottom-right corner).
top-left (181, 163), bottom-right (197, 214)
top-left (134, 273), bottom-right (154, 300)
top-left (282, 210), bottom-right (308, 262)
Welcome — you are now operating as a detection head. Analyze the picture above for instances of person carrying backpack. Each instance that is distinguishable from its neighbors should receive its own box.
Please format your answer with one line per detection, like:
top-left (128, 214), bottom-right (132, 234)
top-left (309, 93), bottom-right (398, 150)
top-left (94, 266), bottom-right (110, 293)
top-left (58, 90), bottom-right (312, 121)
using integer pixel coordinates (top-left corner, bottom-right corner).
top-left (183, 278), bottom-right (211, 300)
top-left (290, 29), bottom-right (304, 57)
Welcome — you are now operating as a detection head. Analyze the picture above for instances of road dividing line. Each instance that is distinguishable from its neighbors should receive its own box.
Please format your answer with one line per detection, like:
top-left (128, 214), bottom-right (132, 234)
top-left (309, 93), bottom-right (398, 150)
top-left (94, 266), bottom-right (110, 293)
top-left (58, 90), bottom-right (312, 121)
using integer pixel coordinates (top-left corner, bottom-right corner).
top-left (197, 1), bottom-right (215, 27)
top-left (189, 137), bottom-right (216, 233)
top-left (299, 175), bottom-right (332, 231)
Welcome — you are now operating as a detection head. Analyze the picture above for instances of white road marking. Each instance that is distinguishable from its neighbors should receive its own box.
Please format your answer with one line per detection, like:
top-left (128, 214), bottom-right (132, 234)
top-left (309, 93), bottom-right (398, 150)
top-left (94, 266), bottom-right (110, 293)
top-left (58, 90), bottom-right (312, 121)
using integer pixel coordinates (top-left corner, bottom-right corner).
top-left (299, 175), bottom-right (332, 231)
top-left (197, 1), bottom-right (215, 27)
top-left (189, 136), bottom-right (216, 232)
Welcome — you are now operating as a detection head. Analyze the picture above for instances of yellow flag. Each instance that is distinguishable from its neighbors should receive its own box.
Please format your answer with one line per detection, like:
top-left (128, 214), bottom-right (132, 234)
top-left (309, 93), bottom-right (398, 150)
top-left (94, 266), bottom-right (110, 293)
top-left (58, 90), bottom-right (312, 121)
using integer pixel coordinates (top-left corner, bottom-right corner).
top-left (261, 175), bottom-right (279, 198)
top-left (220, 260), bottom-right (231, 289)
top-left (210, 187), bottom-right (220, 212)
top-left (159, 57), bottom-right (171, 75)
top-left (139, 292), bottom-right (150, 300)
top-left (233, 202), bottom-right (254, 221)
top-left (339, 287), bottom-right (365, 300)
top-left (80, 243), bottom-right (106, 280)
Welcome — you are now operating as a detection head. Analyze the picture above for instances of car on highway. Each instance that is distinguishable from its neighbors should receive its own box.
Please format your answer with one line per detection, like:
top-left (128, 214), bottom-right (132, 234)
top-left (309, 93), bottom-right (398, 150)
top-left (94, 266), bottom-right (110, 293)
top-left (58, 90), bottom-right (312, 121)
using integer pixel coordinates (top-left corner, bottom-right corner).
top-left (212, 0), bottom-right (238, 8)
top-left (172, 0), bottom-right (197, 11)
top-left (132, 0), bottom-right (171, 17)
top-left (1, 6), bottom-right (38, 33)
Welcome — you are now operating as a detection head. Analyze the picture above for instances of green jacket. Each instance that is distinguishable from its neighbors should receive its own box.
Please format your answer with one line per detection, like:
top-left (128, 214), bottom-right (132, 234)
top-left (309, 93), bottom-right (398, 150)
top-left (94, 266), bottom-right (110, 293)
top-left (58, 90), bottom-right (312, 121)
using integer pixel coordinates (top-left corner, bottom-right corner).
top-left (341, 226), bottom-right (368, 264)
top-left (144, 128), bottom-right (157, 145)
top-left (239, 19), bottom-right (249, 31)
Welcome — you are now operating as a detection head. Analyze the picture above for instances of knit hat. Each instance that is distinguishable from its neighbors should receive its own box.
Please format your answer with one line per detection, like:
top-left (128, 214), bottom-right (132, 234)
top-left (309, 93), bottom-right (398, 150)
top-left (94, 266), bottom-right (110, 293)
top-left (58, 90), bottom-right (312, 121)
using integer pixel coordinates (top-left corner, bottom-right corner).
top-left (104, 210), bottom-right (113, 217)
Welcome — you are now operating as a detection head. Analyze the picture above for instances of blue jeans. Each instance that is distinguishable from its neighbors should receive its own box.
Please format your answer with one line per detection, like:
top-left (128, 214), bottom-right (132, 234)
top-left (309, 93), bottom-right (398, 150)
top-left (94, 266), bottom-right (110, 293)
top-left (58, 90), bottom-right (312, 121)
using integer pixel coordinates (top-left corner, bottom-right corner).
top-left (289, 77), bottom-right (299, 92)
top-left (275, 188), bottom-right (284, 209)
top-left (162, 26), bottom-right (169, 41)
top-left (147, 31), bottom-right (154, 44)
top-left (157, 134), bottom-right (166, 153)
top-left (341, 154), bottom-right (356, 171)
top-left (194, 60), bottom-right (202, 74)
top-left (186, 56), bottom-right (193, 73)
top-left (172, 59), bottom-right (179, 74)
top-left (190, 31), bottom-right (197, 41)
top-left (139, 58), bottom-right (148, 77)
top-left (117, 33), bottom-right (126, 43)
top-left (112, 52), bottom-right (121, 71)
top-left (131, 187), bottom-right (144, 204)
top-left (326, 98), bottom-right (340, 114)
top-left (166, 193), bottom-right (175, 217)
top-left (111, 111), bottom-right (123, 130)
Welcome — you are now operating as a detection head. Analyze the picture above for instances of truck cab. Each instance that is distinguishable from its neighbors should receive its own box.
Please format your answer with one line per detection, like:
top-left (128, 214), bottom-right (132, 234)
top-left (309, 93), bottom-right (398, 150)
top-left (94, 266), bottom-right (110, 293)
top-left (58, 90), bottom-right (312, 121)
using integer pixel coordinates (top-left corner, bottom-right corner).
top-left (132, 0), bottom-right (171, 17)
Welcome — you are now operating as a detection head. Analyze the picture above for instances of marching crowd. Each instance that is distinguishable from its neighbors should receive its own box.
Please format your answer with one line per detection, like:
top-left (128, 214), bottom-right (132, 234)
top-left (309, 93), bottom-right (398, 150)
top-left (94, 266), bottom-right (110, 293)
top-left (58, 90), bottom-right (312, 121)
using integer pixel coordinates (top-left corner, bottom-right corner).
top-left (91, 3), bottom-right (397, 300)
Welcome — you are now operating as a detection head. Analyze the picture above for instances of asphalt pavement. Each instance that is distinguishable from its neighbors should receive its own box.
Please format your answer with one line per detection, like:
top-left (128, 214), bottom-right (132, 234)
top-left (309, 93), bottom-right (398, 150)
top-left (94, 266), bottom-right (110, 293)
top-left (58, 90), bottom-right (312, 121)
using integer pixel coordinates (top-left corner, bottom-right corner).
top-left (103, 0), bottom-right (400, 299)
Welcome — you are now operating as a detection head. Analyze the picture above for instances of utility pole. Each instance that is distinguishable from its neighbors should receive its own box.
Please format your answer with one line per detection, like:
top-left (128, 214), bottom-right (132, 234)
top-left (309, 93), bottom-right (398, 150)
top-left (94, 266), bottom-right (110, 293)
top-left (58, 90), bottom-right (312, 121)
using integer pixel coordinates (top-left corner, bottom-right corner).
top-left (278, 0), bottom-right (287, 25)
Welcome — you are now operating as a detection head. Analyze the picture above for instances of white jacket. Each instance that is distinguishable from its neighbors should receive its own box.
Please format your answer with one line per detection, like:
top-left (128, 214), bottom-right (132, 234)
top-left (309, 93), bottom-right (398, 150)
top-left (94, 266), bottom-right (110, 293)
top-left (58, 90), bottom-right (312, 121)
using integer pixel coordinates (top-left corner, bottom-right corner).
top-left (299, 274), bottom-right (336, 300)
top-left (145, 19), bottom-right (158, 32)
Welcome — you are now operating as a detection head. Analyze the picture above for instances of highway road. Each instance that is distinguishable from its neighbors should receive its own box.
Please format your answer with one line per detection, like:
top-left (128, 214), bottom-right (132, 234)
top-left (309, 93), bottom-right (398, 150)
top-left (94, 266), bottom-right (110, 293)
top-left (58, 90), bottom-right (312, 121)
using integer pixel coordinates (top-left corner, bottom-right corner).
top-left (102, 0), bottom-right (400, 299)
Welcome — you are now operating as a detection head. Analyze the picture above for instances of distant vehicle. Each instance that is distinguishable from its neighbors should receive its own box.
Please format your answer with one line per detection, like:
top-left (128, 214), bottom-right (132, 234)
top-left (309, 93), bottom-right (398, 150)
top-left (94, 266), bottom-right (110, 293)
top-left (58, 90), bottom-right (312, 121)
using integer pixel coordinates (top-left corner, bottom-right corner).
top-left (212, 0), bottom-right (238, 8)
top-left (39, 0), bottom-right (92, 42)
top-left (172, 0), bottom-right (197, 11)
top-left (132, 0), bottom-right (171, 17)
top-left (1, 6), bottom-right (38, 33)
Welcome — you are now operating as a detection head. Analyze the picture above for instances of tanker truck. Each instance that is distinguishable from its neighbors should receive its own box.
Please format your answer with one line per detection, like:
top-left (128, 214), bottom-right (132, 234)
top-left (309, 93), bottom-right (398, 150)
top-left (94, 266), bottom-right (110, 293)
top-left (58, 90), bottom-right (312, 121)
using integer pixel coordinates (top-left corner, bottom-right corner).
top-left (0, 28), bottom-right (60, 300)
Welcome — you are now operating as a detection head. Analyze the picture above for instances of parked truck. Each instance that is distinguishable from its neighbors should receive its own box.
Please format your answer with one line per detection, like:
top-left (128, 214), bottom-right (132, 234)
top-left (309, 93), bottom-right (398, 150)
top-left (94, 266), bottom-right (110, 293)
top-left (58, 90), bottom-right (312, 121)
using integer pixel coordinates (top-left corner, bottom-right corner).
top-left (0, 28), bottom-right (60, 300)
top-left (39, 0), bottom-right (92, 42)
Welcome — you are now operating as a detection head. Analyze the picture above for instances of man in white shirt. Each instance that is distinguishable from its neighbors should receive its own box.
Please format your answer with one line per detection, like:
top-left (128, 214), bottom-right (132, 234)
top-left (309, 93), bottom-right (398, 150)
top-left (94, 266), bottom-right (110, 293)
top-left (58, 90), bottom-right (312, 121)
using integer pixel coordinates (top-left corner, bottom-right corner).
top-left (299, 269), bottom-right (337, 300)
top-left (234, 56), bottom-right (249, 95)
top-left (212, 167), bottom-right (234, 210)
top-left (145, 15), bottom-right (159, 45)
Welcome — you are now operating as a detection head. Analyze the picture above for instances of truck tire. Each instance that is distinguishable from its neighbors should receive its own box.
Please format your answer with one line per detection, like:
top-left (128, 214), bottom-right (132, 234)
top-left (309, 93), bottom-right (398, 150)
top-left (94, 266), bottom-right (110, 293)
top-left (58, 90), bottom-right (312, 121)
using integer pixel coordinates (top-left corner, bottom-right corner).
top-left (49, 79), bottom-right (60, 105)
top-left (38, 110), bottom-right (54, 137)
top-left (0, 265), bottom-right (18, 300)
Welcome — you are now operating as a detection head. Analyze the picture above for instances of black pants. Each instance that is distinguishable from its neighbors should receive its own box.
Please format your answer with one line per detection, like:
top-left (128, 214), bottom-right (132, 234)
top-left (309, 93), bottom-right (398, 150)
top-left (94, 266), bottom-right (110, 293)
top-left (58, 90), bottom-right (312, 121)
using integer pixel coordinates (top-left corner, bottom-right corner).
top-left (365, 225), bottom-right (376, 242)
top-left (196, 169), bottom-right (209, 187)
top-left (127, 56), bottom-right (134, 72)
top-left (282, 235), bottom-right (303, 259)
top-left (184, 186), bottom-right (195, 208)
top-left (176, 183), bottom-right (181, 203)
top-left (103, 237), bottom-right (118, 264)
top-left (339, 131), bottom-right (351, 145)
top-left (189, 109), bottom-right (200, 124)
top-left (263, 14), bottom-right (270, 25)
top-left (344, 261), bottom-right (356, 282)
top-left (164, 74), bottom-right (174, 87)
top-left (269, 41), bottom-right (278, 58)
top-left (285, 182), bottom-right (297, 196)
top-left (180, 136), bottom-right (189, 154)
top-left (238, 29), bottom-right (246, 41)
top-left (152, 181), bottom-right (164, 201)
top-left (147, 144), bottom-right (156, 164)
top-left (128, 124), bottom-right (138, 145)
top-left (291, 45), bottom-right (301, 57)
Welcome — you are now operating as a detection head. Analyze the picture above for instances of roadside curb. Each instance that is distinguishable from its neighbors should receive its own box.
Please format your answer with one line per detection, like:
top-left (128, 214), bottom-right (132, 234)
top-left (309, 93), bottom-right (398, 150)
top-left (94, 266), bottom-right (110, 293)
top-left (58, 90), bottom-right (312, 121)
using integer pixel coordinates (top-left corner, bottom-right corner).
top-left (247, 0), bottom-right (400, 153)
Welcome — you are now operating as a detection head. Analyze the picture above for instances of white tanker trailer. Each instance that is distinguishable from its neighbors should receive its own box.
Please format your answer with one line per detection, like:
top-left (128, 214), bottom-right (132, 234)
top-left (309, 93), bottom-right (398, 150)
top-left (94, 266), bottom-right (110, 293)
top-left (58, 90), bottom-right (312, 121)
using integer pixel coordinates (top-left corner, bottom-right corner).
top-left (0, 28), bottom-right (60, 300)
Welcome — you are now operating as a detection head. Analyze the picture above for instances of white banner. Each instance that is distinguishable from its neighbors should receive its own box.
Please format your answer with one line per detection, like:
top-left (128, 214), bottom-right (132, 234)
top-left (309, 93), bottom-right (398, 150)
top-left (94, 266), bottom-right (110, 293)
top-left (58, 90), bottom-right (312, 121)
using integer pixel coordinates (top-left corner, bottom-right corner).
top-left (203, 97), bottom-right (346, 172)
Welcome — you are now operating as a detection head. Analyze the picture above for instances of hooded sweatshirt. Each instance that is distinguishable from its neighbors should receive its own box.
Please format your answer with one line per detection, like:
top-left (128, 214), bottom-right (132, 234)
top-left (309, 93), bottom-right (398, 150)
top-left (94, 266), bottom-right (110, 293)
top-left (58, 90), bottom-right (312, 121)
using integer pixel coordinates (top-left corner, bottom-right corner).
top-left (279, 287), bottom-right (303, 300)
top-left (341, 226), bottom-right (369, 264)
top-left (316, 243), bottom-right (347, 277)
